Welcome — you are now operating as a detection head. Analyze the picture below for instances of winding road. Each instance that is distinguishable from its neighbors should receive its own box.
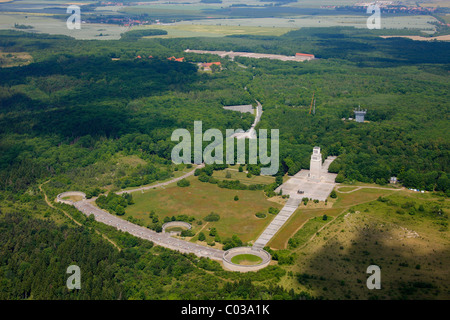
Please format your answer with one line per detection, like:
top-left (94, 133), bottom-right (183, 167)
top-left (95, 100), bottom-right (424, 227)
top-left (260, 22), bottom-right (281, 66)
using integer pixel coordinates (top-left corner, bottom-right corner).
top-left (55, 164), bottom-right (224, 261)
top-left (51, 105), bottom-right (276, 267)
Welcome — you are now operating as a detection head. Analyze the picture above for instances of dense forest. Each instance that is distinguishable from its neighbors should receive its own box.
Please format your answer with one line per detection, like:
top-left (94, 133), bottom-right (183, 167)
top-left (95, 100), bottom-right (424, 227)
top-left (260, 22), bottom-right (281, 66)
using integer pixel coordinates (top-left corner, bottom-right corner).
top-left (0, 27), bottom-right (448, 299)
top-left (0, 210), bottom-right (301, 299)
top-left (0, 28), bottom-right (448, 195)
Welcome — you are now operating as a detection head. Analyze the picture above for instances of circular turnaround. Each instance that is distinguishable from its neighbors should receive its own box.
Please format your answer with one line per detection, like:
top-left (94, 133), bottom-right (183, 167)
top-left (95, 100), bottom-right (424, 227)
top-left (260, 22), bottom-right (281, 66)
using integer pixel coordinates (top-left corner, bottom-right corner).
top-left (56, 191), bottom-right (86, 204)
top-left (223, 247), bottom-right (271, 272)
top-left (162, 221), bottom-right (192, 235)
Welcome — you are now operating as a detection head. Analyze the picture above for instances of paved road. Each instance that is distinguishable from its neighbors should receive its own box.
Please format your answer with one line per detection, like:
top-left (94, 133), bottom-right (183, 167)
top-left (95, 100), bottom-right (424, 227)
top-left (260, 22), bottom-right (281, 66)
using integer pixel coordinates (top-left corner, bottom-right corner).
top-left (57, 164), bottom-right (223, 261)
top-left (231, 100), bottom-right (263, 140)
top-left (75, 199), bottom-right (223, 261)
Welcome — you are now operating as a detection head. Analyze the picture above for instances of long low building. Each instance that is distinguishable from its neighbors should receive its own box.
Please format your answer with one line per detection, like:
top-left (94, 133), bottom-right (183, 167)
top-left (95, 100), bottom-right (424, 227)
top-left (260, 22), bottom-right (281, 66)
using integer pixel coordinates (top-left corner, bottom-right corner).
top-left (185, 49), bottom-right (315, 62)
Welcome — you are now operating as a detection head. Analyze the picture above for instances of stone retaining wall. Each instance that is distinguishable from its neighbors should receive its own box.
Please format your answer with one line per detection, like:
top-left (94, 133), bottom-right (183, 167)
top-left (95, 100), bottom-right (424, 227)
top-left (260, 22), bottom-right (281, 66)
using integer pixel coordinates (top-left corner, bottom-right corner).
top-left (162, 221), bottom-right (192, 235)
top-left (56, 191), bottom-right (86, 205)
top-left (222, 247), bottom-right (271, 272)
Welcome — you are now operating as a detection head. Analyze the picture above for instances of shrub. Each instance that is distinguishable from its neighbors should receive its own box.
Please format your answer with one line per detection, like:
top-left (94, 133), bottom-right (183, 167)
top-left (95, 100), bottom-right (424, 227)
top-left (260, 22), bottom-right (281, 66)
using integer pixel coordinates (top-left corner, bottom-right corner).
top-left (177, 178), bottom-right (190, 187)
top-left (234, 195), bottom-right (239, 201)
top-left (180, 229), bottom-right (194, 237)
top-left (222, 235), bottom-right (243, 250)
top-left (330, 190), bottom-right (337, 198)
top-left (335, 173), bottom-right (345, 183)
top-left (255, 212), bottom-right (267, 219)
top-left (204, 212), bottom-right (220, 222)
top-left (209, 227), bottom-right (217, 236)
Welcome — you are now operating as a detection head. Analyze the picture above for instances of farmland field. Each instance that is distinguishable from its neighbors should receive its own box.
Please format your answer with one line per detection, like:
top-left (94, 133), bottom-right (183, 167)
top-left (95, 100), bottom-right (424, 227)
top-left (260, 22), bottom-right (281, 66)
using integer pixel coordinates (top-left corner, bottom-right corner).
top-left (0, 13), bottom-right (127, 39)
top-left (140, 24), bottom-right (295, 38)
top-left (175, 15), bottom-right (437, 31)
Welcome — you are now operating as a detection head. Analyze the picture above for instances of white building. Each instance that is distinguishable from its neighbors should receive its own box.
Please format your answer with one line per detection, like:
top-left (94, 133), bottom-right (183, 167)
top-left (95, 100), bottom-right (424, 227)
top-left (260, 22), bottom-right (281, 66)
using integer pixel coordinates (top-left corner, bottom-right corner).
top-left (309, 146), bottom-right (322, 181)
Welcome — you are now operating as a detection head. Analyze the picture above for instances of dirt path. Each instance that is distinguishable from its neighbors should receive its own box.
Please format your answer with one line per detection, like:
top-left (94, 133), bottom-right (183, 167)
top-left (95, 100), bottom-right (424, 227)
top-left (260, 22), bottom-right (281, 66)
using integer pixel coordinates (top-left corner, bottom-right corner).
top-left (335, 185), bottom-right (402, 194)
top-left (39, 180), bottom-right (82, 227)
top-left (116, 164), bottom-right (204, 195)
top-left (39, 180), bottom-right (121, 251)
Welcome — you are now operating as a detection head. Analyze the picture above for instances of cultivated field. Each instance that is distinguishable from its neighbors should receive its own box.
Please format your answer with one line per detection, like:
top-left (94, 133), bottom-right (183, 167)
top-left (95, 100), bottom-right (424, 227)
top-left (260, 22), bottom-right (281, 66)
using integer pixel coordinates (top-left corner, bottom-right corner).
top-left (175, 15), bottom-right (437, 31)
top-left (140, 24), bottom-right (295, 38)
top-left (0, 13), bottom-right (127, 40)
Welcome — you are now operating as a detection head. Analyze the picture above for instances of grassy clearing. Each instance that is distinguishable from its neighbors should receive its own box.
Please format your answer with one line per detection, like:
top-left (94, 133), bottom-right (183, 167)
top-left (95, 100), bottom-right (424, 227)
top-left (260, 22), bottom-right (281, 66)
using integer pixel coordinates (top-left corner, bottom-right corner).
top-left (230, 254), bottom-right (263, 265)
top-left (172, 15), bottom-right (436, 31)
top-left (332, 187), bottom-right (397, 208)
top-left (124, 176), bottom-right (282, 242)
top-left (337, 186), bottom-right (359, 193)
top-left (421, 1), bottom-right (450, 8)
top-left (212, 168), bottom-right (275, 185)
top-left (286, 216), bottom-right (330, 249)
top-left (0, 51), bottom-right (32, 68)
top-left (0, 13), bottom-right (127, 40)
top-left (114, 155), bottom-right (147, 167)
top-left (139, 24), bottom-right (295, 38)
top-left (265, 186), bottom-right (400, 249)
top-left (62, 195), bottom-right (84, 202)
top-left (165, 226), bottom-right (186, 233)
top-left (280, 189), bottom-right (450, 299)
top-left (268, 207), bottom-right (340, 249)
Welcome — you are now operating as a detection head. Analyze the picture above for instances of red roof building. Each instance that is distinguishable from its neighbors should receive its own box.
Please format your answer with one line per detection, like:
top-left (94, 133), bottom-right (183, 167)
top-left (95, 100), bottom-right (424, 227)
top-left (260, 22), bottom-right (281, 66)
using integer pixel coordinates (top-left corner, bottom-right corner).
top-left (296, 53), bottom-right (315, 58)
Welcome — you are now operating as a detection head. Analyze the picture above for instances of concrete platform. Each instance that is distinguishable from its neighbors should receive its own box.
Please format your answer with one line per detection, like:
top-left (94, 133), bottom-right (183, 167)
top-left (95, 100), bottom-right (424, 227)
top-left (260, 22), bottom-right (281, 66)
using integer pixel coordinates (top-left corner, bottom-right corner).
top-left (275, 156), bottom-right (337, 201)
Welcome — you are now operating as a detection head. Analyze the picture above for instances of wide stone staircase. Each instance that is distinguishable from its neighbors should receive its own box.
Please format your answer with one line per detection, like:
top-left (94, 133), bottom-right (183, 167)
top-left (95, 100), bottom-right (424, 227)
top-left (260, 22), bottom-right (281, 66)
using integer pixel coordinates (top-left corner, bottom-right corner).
top-left (252, 197), bottom-right (302, 250)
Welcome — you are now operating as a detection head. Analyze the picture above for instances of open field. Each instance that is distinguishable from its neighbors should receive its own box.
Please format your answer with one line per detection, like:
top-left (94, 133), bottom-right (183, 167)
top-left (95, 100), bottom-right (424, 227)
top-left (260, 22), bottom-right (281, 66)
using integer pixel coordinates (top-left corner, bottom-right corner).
top-left (420, 1), bottom-right (450, 8)
top-left (268, 185), bottom-right (402, 249)
top-left (140, 24), bottom-right (295, 38)
top-left (0, 13), bottom-right (127, 40)
top-left (0, 51), bottom-right (32, 67)
top-left (165, 226), bottom-right (186, 232)
top-left (212, 168), bottom-right (276, 185)
top-left (124, 176), bottom-right (282, 242)
top-left (268, 207), bottom-right (342, 249)
top-left (279, 189), bottom-right (450, 299)
top-left (381, 35), bottom-right (450, 41)
top-left (62, 195), bottom-right (84, 202)
top-left (333, 186), bottom-right (399, 208)
top-left (175, 15), bottom-right (437, 31)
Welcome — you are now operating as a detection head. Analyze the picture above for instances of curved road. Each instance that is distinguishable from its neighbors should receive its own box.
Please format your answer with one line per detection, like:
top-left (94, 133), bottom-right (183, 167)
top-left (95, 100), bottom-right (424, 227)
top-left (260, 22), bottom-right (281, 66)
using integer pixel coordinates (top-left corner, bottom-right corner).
top-left (56, 164), bottom-right (224, 261)
top-left (55, 98), bottom-right (269, 263)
